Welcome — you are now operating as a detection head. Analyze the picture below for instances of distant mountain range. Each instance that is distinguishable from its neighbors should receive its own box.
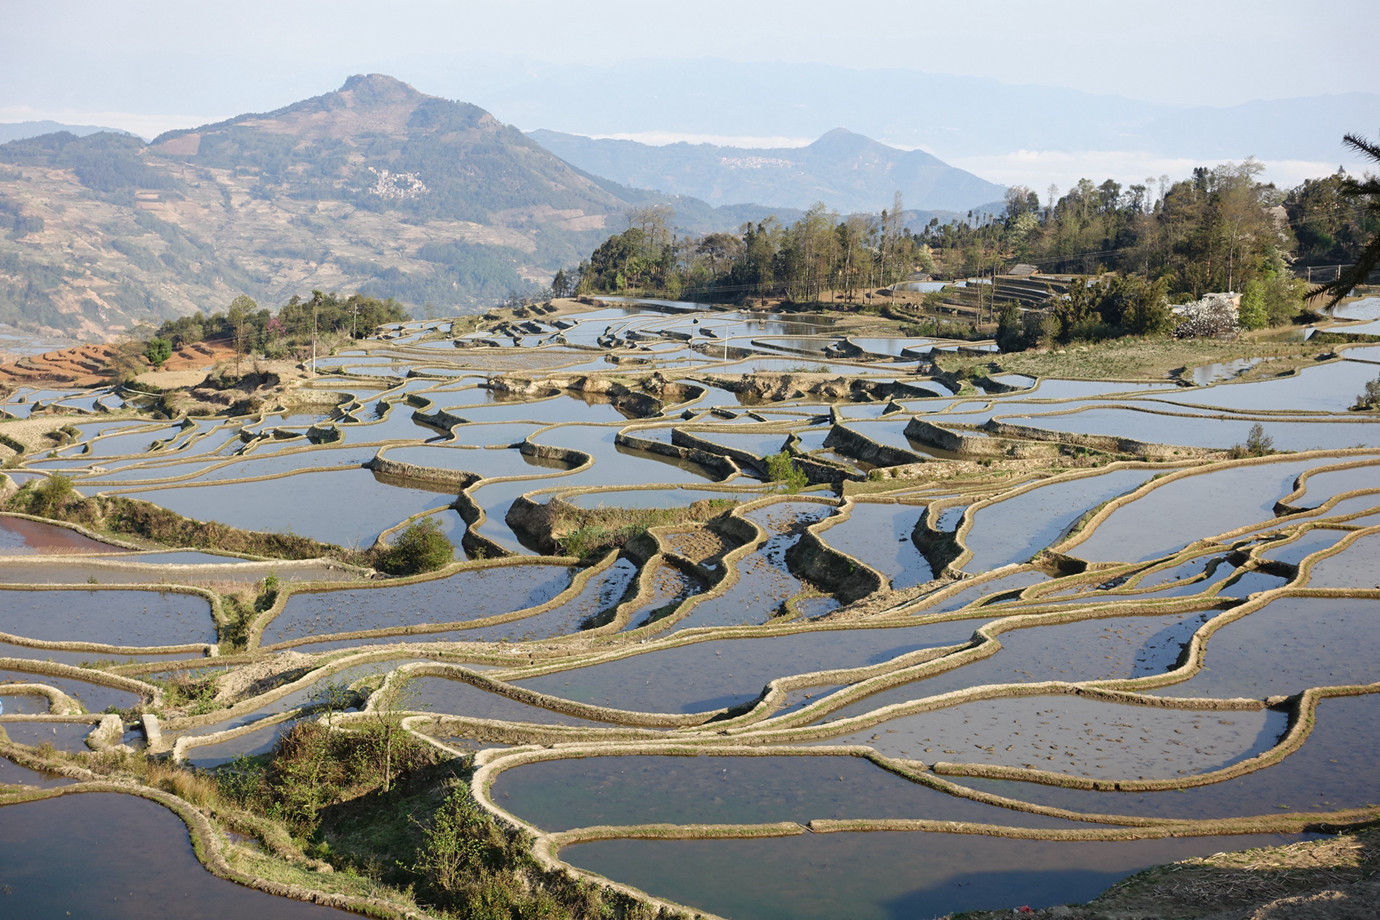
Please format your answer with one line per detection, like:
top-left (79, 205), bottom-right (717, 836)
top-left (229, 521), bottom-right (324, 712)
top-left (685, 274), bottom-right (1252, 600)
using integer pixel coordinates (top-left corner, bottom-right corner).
top-left (528, 127), bottom-right (1007, 214)
top-left (471, 60), bottom-right (1380, 169)
top-left (0, 76), bottom-right (823, 338)
top-left (0, 75), bottom-right (1015, 338)
top-left (0, 121), bottom-right (135, 145)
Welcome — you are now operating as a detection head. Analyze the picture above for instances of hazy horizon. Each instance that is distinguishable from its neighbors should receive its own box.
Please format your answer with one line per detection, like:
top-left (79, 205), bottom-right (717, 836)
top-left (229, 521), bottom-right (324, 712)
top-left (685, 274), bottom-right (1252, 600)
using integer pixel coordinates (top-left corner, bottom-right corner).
top-left (4, 0), bottom-right (1377, 194)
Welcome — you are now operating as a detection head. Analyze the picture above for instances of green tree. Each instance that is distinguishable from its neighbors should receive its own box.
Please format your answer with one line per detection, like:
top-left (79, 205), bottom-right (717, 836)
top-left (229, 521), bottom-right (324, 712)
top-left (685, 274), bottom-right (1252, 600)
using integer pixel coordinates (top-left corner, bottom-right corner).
top-left (550, 268), bottom-right (572, 298)
top-left (1113, 276), bottom-right (1173, 336)
top-left (28, 474), bottom-right (75, 517)
top-left (226, 294), bottom-right (257, 375)
top-left (1052, 278), bottom-right (1097, 342)
top-left (144, 336), bottom-right (172, 368)
top-left (1238, 280), bottom-right (1268, 329)
top-left (764, 451), bottom-right (808, 493)
top-left (995, 302), bottom-right (1026, 352)
top-left (1314, 134), bottom-right (1380, 307)
top-left (1354, 375), bottom-right (1380, 410)
top-left (366, 668), bottom-right (420, 794)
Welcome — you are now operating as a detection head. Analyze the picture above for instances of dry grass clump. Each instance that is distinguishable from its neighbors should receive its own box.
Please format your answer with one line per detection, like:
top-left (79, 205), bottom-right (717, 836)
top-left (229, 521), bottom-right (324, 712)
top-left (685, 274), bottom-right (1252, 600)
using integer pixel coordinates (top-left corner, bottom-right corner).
top-left (144, 759), bottom-right (221, 808)
top-left (555, 498), bottom-right (734, 561)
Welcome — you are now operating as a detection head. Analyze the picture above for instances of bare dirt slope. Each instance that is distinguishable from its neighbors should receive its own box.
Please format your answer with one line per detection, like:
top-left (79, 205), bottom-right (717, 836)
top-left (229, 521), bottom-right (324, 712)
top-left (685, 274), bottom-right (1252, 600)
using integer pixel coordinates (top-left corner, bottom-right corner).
top-left (0, 340), bottom-right (236, 388)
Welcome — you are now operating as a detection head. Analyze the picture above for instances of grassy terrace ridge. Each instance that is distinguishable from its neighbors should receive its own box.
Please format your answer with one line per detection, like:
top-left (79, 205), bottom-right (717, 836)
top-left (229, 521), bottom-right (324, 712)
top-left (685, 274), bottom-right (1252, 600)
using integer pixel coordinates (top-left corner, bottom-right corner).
top-left (944, 330), bottom-right (1331, 383)
top-left (2, 296), bottom-right (1380, 920)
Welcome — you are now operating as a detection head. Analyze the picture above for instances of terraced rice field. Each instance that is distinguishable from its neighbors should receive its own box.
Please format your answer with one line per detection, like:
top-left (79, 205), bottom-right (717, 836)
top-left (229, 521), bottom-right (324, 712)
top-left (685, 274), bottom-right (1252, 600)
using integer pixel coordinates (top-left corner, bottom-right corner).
top-left (3, 297), bottom-right (1379, 919)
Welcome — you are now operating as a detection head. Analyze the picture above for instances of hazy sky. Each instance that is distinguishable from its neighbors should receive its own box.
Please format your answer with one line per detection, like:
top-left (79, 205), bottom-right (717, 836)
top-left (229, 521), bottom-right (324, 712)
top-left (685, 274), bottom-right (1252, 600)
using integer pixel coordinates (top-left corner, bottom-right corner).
top-left (6, 0), bottom-right (1376, 130)
top-left (3, 1), bottom-right (1376, 190)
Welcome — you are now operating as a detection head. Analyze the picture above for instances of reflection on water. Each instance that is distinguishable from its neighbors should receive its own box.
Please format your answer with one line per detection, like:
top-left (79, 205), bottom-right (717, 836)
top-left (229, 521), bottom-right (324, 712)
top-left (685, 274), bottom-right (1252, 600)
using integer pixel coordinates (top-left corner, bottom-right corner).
top-left (515, 620), bottom-right (983, 715)
top-left (1067, 457), bottom-right (1331, 563)
top-left (495, 754), bottom-right (1085, 831)
top-left (0, 793), bottom-right (356, 918)
top-left (7, 298), bottom-right (1379, 920)
top-left (562, 830), bottom-right (1301, 920)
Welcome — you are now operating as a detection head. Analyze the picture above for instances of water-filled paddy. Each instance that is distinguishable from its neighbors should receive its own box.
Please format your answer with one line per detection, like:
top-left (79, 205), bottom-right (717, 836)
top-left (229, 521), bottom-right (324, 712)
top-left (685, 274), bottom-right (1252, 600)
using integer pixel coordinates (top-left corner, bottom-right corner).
top-left (1152, 596), bottom-right (1380, 698)
top-left (513, 620), bottom-right (986, 715)
top-left (261, 564), bottom-right (573, 645)
top-left (847, 336), bottom-right (935, 356)
top-left (180, 715), bottom-right (309, 767)
top-left (561, 829), bottom-right (1299, 920)
top-left (0, 752), bottom-right (74, 786)
top-left (673, 501), bottom-right (832, 629)
top-left (821, 694), bottom-right (1286, 779)
top-left (1289, 461), bottom-right (1380, 505)
top-left (1301, 531), bottom-right (1380, 588)
top-left (451, 557), bottom-right (640, 641)
top-left (1258, 527), bottom-right (1349, 565)
top-left (440, 393), bottom-right (636, 426)
top-left (119, 467), bottom-right (458, 548)
top-left (1158, 358), bottom-right (1380, 413)
top-left (0, 719), bottom-right (101, 752)
top-left (1021, 378), bottom-right (1178, 400)
top-left (565, 486), bottom-right (749, 510)
top-left (177, 446), bottom-right (376, 483)
top-left (0, 638), bottom-right (196, 666)
top-left (378, 443), bottom-right (569, 479)
top-left (958, 691), bottom-right (1380, 819)
top-left (618, 561), bottom-right (702, 631)
top-left (0, 587), bottom-right (215, 647)
top-left (11, 298), bottom-right (1380, 920)
top-left (1065, 457), bottom-right (1339, 563)
top-left (492, 753), bottom-right (1085, 831)
top-left (0, 515), bottom-right (125, 553)
top-left (337, 405), bottom-right (449, 442)
top-left (682, 428), bottom-right (792, 458)
top-left (171, 657), bottom-right (423, 738)
top-left (962, 468), bottom-right (1165, 573)
top-left (0, 666), bottom-right (145, 712)
top-left (1003, 406), bottom-right (1380, 451)
top-left (0, 793), bottom-right (357, 918)
top-left (912, 569), bottom-right (1050, 614)
top-left (815, 611), bottom-right (1218, 724)
top-left (410, 674), bottom-right (621, 727)
top-left (816, 501), bottom-right (933, 589)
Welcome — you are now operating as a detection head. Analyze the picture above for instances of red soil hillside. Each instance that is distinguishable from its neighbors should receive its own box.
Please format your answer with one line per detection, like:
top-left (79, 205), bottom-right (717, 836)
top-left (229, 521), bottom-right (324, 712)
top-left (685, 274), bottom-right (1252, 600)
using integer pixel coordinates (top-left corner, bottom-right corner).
top-left (0, 340), bottom-right (237, 388)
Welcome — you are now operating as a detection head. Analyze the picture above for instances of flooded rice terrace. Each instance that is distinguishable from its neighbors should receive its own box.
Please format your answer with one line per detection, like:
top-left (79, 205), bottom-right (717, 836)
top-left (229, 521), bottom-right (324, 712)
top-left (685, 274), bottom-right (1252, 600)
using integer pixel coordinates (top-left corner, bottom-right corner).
top-left (2, 297), bottom-right (1379, 919)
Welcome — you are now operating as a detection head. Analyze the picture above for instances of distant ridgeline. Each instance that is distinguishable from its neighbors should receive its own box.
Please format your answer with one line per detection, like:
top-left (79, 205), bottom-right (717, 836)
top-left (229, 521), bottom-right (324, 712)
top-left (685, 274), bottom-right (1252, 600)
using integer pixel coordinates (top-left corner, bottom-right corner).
top-left (528, 127), bottom-right (1008, 215)
top-left (0, 75), bottom-right (784, 338)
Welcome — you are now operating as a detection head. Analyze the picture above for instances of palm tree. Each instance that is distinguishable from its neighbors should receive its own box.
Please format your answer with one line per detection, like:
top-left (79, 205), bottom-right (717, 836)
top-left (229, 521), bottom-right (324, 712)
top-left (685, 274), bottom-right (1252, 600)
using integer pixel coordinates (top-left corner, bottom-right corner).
top-left (1314, 133), bottom-right (1380, 307)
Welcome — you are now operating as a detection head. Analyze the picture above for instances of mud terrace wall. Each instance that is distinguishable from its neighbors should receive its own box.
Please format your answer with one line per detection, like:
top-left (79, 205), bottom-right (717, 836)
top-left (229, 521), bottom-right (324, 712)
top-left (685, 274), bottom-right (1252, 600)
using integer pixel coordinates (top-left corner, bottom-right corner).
top-left (366, 452), bottom-right (480, 489)
top-left (984, 416), bottom-right (1197, 459)
top-left (614, 428), bottom-right (740, 478)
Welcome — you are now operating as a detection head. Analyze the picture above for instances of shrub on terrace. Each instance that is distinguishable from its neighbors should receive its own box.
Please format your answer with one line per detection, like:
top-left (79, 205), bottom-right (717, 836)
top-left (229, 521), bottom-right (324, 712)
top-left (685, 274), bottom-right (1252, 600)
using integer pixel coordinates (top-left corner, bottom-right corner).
top-left (371, 518), bottom-right (453, 576)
